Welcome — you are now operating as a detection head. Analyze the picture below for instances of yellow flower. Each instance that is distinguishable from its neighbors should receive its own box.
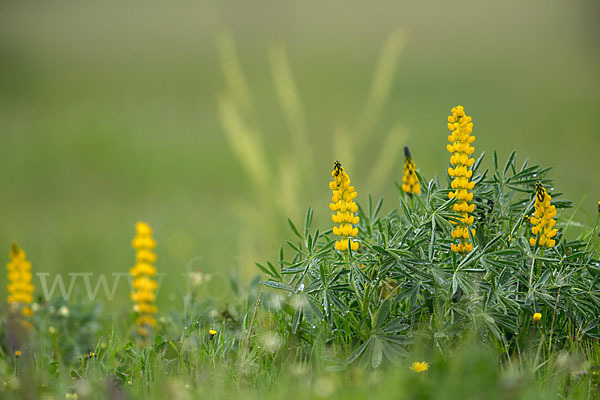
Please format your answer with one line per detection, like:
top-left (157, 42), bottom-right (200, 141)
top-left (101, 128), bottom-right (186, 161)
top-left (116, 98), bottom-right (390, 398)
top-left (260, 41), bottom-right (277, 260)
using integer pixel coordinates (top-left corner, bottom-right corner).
top-left (329, 161), bottom-right (359, 252)
top-left (6, 243), bottom-right (35, 318)
top-left (446, 106), bottom-right (476, 254)
top-left (209, 329), bottom-right (217, 340)
top-left (15, 350), bottom-right (22, 357)
top-left (533, 312), bottom-right (542, 323)
top-left (410, 361), bottom-right (429, 373)
top-left (130, 222), bottom-right (158, 338)
top-left (402, 146), bottom-right (420, 195)
top-left (529, 182), bottom-right (558, 248)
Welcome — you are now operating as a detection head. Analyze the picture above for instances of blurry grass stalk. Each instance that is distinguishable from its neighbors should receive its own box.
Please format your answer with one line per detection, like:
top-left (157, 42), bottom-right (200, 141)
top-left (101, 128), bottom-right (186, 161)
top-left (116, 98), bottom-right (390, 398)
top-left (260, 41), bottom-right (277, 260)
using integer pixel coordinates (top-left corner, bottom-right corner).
top-left (217, 95), bottom-right (271, 194)
top-left (216, 28), bottom-right (412, 246)
top-left (354, 29), bottom-right (408, 148)
top-left (332, 125), bottom-right (355, 172)
top-left (216, 30), bottom-right (253, 112)
top-left (367, 124), bottom-right (408, 192)
top-left (269, 42), bottom-right (314, 176)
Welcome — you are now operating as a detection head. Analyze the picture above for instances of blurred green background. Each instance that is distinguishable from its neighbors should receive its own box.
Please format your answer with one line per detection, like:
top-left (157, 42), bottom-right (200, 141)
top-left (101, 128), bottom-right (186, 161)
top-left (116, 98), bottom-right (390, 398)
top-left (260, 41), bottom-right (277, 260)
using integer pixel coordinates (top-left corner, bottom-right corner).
top-left (1, 0), bottom-right (598, 308)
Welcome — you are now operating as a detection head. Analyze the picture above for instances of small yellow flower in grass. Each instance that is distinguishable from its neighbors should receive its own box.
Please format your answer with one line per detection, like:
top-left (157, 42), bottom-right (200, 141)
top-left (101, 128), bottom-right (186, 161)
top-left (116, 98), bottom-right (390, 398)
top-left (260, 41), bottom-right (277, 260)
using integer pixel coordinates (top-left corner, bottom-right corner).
top-left (329, 161), bottom-right (359, 252)
top-left (446, 106), bottom-right (476, 254)
top-left (6, 243), bottom-right (35, 318)
top-left (130, 222), bottom-right (159, 339)
top-left (410, 361), bottom-right (429, 373)
top-left (402, 146), bottom-right (420, 195)
top-left (533, 312), bottom-right (542, 323)
top-left (209, 329), bottom-right (217, 340)
top-left (529, 182), bottom-right (558, 248)
top-left (15, 350), bottom-right (22, 358)
top-left (597, 201), bottom-right (600, 212)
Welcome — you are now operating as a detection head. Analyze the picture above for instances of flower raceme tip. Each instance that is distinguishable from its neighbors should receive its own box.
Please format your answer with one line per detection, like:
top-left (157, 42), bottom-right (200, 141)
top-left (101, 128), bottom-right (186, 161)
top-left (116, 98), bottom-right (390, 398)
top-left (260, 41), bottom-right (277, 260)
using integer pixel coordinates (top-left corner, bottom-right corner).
top-left (329, 161), bottom-right (359, 251)
top-left (529, 182), bottom-right (558, 248)
top-left (402, 146), bottom-right (420, 195)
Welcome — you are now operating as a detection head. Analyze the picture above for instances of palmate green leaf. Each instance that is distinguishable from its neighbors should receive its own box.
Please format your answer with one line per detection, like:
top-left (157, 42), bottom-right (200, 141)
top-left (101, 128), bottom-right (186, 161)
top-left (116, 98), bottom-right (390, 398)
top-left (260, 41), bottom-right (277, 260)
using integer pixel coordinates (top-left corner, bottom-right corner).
top-left (255, 262), bottom-right (282, 281)
top-left (428, 216), bottom-right (436, 261)
top-left (383, 317), bottom-right (409, 334)
top-left (493, 149), bottom-right (499, 172)
top-left (292, 308), bottom-right (302, 334)
top-left (345, 339), bottom-right (370, 365)
top-left (262, 280), bottom-right (293, 291)
top-left (304, 207), bottom-right (313, 238)
top-left (503, 150), bottom-right (517, 178)
top-left (288, 218), bottom-right (303, 240)
top-left (472, 151), bottom-right (486, 174)
top-left (375, 299), bottom-right (391, 330)
top-left (286, 240), bottom-right (304, 254)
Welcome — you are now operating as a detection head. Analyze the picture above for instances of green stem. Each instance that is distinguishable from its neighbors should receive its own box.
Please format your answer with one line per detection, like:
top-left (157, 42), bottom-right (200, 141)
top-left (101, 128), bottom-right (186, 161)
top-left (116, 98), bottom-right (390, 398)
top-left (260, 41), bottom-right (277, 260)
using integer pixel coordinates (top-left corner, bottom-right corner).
top-left (528, 248), bottom-right (538, 294)
top-left (585, 213), bottom-right (600, 252)
top-left (536, 247), bottom-right (545, 280)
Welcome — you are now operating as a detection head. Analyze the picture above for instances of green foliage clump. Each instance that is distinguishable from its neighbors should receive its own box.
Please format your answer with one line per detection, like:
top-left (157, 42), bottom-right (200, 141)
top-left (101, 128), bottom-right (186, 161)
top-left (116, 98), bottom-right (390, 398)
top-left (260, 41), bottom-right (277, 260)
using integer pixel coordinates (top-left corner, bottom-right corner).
top-left (260, 151), bottom-right (600, 368)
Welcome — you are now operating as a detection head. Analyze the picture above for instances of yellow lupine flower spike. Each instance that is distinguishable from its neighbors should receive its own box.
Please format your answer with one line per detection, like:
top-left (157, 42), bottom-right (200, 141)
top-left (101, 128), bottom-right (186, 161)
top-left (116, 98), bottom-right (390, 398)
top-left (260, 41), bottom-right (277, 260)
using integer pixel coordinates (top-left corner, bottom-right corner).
top-left (329, 161), bottom-right (359, 251)
top-left (402, 146), bottom-right (420, 195)
top-left (6, 243), bottom-right (35, 318)
top-left (446, 105), bottom-right (476, 254)
top-left (130, 222), bottom-right (158, 337)
top-left (529, 182), bottom-right (558, 248)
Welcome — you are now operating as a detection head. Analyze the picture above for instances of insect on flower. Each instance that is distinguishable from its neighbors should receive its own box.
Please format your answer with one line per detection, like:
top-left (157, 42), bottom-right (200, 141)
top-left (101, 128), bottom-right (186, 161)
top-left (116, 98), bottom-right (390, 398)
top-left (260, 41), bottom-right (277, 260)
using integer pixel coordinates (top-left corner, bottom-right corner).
top-left (402, 146), bottom-right (420, 195)
top-left (329, 161), bottom-right (359, 252)
top-left (529, 181), bottom-right (558, 248)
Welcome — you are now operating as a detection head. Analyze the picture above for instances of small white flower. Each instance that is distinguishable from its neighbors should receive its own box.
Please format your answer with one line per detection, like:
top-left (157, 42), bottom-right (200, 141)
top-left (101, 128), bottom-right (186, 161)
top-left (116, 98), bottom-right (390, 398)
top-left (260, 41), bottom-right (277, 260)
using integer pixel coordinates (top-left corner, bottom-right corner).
top-left (58, 305), bottom-right (70, 317)
top-left (260, 332), bottom-right (282, 353)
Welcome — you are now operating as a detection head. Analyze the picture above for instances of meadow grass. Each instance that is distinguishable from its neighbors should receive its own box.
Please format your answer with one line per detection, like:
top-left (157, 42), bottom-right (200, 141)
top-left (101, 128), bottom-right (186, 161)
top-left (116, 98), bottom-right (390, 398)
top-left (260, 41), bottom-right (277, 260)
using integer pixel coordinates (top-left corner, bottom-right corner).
top-left (1, 3), bottom-right (600, 398)
top-left (1, 107), bottom-right (599, 399)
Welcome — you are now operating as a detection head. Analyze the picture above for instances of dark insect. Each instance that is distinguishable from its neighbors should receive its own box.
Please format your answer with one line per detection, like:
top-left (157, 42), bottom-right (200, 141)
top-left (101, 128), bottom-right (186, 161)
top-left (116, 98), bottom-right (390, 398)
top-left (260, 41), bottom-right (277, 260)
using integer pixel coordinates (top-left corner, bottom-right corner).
top-left (333, 160), bottom-right (343, 176)
top-left (452, 285), bottom-right (464, 303)
top-left (535, 181), bottom-right (545, 202)
top-left (475, 198), bottom-right (494, 223)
